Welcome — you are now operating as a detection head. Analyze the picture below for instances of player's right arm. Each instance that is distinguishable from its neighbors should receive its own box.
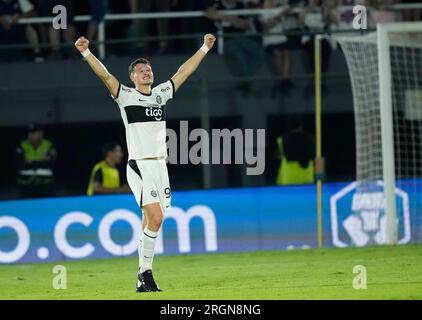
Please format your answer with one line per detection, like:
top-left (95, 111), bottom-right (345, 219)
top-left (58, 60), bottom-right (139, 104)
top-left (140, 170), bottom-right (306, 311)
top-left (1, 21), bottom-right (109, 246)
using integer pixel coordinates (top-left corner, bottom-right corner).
top-left (74, 37), bottom-right (120, 98)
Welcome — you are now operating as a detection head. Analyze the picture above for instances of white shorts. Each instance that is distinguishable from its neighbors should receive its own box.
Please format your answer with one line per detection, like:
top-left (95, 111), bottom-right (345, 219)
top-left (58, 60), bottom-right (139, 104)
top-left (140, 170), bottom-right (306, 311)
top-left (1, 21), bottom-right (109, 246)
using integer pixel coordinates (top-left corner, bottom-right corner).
top-left (126, 159), bottom-right (171, 212)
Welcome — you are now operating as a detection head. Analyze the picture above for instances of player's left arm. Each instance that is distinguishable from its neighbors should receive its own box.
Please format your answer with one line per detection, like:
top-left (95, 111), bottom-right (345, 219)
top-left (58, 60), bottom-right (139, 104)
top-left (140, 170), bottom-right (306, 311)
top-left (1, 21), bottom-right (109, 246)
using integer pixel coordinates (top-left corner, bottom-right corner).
top-left (171, 34), bottom-right (216, 92)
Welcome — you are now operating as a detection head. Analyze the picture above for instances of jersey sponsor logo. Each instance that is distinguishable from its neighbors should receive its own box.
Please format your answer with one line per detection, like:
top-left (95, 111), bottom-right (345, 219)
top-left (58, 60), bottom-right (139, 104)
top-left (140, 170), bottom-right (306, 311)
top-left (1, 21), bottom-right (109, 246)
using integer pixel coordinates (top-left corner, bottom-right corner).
top-left (124, 105), bottom-right (166, 123)
top-left (160, 87), bottom-right (171, 93)
top-left (122, 87), bottom-right (132, 93)
top-left (146, 106), bottom-right (163, 121)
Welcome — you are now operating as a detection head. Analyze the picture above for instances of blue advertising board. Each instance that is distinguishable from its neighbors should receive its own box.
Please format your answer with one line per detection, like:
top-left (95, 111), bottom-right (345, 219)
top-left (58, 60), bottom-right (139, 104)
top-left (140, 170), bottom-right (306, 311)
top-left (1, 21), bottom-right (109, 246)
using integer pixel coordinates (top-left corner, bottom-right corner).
top-left (0, 181), bottom-right (420, 264)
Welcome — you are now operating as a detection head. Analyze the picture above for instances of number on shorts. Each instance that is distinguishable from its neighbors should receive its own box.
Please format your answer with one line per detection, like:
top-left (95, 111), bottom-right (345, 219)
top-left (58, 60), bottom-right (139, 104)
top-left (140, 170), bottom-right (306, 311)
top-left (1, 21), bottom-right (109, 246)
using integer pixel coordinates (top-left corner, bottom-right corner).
top-left (164, 187), bottom-right (171, 198)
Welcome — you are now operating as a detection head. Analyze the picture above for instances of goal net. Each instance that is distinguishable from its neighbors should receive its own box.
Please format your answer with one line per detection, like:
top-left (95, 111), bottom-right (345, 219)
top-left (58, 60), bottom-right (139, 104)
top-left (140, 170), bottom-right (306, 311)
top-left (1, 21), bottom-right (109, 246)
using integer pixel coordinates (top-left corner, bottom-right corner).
top-left (337, 22), bottom-right (422, 246)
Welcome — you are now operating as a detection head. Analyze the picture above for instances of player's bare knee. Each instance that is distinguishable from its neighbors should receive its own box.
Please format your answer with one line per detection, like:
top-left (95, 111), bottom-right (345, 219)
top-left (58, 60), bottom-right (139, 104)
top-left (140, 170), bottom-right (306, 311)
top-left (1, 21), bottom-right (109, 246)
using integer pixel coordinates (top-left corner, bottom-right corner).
top-left (149, 213), bottom-right (163, 229)
top-left (142, 205), bottom-right (163, 230)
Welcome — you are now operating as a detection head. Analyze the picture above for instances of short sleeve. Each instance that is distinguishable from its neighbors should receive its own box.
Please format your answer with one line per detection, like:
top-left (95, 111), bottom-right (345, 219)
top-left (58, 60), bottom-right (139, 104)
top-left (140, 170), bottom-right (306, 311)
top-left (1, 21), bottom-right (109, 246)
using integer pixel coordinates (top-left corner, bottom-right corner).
top-left (93, 169), bottom-right (103, 183)
top-left (113, 84), bottom-right (132, 107)
top-left (154, 80), bottom-right (175, 104)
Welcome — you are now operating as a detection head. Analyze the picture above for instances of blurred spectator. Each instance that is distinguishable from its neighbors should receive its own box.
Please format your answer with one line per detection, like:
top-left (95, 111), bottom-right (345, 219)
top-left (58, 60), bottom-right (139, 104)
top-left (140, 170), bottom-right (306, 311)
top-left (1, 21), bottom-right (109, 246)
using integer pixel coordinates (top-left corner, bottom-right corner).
top-left (15, 123), bottom-right (57, 198)
top-left (401, 0), bottom-right (422, 21)
top-left (0, 0), bottom-right (43, 62)
top-left (260, 0), bottom-right (294, 97)
top-left (105, 0), bottom-right (131, 57)
top-left (204, 0), bottom-right (265, 95)
top-left (299, 0), bottom-right (336, 95)
top-left (35, 0), bottom-right (77, 59)
top-left (279, 0), bottom-right (305, 51)
top-left (127, 0), bottom-right (173, 54)
top-left (176, 0), bottom-right (208, 53)
top-left (243, 0), bottom-right (261, 8)
top-left (366, 0), bottom-right (398, 28)
top-left (86, 142), bottom-right (130, 196)
top-left (87, 0), bottom-right (107, 51)
top-left (275, 116), bottom-right (314, 185)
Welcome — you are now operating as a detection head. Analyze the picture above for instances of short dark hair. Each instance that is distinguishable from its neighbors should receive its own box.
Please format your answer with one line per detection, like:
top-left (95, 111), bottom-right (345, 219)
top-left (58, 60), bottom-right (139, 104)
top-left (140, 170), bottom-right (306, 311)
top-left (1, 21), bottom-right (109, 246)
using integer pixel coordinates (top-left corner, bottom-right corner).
top-left (102, 141), bottom-right (120, 158)
top-left (128, 58), bottom-right (151, 77)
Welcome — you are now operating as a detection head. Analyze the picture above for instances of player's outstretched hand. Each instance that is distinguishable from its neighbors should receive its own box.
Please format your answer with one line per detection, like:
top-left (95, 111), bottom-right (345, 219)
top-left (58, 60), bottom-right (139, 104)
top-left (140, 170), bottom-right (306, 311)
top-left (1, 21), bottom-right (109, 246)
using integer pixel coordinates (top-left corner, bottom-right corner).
top-left (75, 36), bottom-right (89, 53)
top-left (204, 34), bottom-right (216, 50)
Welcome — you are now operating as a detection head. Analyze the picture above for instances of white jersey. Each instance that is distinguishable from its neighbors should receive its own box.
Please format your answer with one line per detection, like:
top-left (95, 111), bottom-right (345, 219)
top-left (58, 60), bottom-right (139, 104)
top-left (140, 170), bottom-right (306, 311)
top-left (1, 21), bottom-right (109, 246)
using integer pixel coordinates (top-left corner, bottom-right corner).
top-left (113, 80), bottom-right (175, 160)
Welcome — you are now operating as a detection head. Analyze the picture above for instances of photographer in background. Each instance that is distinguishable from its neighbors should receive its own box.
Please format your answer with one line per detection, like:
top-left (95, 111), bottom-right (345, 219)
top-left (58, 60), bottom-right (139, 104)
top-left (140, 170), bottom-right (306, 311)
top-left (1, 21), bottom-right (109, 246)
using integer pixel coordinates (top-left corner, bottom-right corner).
top-left (275, 116), bottom-right (315, 185)
top-left (87, 142), bottom-right (130, 196)
top-left (15, 124), bottom-right (57, 198)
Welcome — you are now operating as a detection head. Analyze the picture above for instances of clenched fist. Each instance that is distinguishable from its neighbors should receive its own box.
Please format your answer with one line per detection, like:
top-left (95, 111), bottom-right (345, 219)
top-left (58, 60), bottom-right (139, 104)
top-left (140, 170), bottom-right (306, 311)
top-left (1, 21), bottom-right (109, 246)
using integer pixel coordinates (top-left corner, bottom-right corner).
top-left (75, 37), bottom-right (89, 53)
top-left (203, 34), bottom-right (216, 50)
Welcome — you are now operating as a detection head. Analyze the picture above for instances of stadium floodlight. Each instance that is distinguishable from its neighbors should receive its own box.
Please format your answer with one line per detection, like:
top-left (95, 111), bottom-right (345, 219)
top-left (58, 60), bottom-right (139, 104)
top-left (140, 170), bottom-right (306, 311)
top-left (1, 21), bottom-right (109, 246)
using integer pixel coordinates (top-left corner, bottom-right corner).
top-left (335, 22), bottom-right (422, 245)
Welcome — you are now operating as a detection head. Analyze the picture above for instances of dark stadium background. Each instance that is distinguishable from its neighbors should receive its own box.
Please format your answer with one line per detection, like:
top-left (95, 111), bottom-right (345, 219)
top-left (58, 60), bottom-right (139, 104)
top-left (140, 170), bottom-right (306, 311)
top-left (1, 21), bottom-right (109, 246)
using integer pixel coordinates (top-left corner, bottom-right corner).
top-left (0, 0), bottom-right (362, 199)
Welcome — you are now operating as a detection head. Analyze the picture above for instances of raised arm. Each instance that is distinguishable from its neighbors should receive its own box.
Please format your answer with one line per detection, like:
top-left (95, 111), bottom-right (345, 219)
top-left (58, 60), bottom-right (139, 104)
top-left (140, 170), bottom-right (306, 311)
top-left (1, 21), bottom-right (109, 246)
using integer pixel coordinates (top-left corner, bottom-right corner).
top-left (171, 34), bottom-right (216, 92)
top-left (74, 37), bottom-right (120, 98)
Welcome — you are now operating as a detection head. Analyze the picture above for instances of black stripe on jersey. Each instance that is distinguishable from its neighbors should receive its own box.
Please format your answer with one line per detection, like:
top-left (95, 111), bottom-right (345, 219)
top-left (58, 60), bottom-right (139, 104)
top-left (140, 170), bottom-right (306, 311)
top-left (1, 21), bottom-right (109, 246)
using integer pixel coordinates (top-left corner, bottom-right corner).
top-left (124, 105), bottom-right (166, 123)
top-left (170, 79), bottom-right (176, 98)
top-left (113, 83), bottom-right (121, 100)
top-left (136, 89), bottom-right (152, 96)
top-left (128, 160), bottom-right (142, 180)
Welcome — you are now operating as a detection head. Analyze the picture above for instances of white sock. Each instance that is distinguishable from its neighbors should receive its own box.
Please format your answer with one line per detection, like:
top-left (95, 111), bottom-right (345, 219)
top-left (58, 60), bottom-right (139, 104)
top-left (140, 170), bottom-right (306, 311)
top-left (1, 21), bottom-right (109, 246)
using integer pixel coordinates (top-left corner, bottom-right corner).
top-left (137, 234), bottom-right (143, 286)
top-left (140, 228), bottom-right (158, 273)
top-left (138, 231), bottom-right (143, 269)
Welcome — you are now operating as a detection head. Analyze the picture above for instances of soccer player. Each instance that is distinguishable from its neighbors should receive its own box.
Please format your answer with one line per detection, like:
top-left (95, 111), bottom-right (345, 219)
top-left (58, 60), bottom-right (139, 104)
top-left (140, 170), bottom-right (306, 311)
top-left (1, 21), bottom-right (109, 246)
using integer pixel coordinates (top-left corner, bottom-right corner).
top-left (74, 33), bottom-right (216, 292)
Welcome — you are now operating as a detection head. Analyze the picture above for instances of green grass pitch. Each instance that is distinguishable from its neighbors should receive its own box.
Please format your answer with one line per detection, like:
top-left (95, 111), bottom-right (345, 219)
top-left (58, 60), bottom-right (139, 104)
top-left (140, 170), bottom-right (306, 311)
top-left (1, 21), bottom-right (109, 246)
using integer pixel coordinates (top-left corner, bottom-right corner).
top-left (1, 244), bottom-right (421, 300)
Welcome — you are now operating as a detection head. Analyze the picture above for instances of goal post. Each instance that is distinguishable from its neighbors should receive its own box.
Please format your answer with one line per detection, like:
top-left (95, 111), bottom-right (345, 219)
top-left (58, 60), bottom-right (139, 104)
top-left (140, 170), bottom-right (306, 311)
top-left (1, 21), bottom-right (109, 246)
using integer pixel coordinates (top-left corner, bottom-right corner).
top-left (314, 34), bottom-right (324, 249)
top-left (378, 23), bottom-right (397, 244)
top-left (333, 22), bottom-right (422, 246)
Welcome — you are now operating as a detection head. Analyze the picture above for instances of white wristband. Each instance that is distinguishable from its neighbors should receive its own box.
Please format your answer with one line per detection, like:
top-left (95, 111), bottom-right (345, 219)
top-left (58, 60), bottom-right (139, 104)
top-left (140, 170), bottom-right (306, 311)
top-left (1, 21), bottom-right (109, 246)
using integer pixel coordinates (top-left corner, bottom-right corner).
top-left (81, 49), bottom-right (91, 58)
top-left (200, 44), bottom-right (209, 54)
